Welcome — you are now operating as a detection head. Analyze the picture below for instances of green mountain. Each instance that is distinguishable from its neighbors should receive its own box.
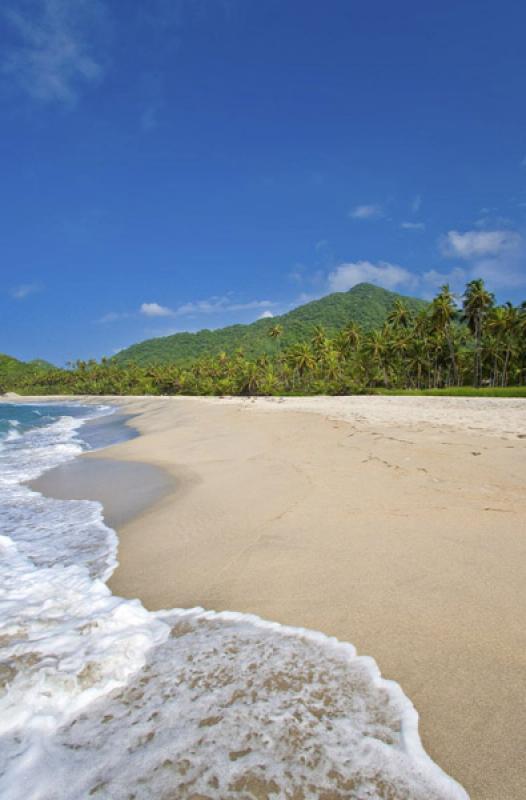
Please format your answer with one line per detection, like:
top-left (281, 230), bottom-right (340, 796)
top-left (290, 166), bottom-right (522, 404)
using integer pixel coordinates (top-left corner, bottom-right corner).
top-left (113, 283), bottom-right (428, 366)
top-left (0, 354), bottom-right (55, 392)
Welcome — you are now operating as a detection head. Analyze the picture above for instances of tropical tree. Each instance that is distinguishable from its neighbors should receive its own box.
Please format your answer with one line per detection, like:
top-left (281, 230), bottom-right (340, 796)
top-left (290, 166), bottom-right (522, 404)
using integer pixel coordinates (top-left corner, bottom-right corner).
top-left (486, 303), bottom-right (520, 385)
top-left (311, 325), bottom-right (331, 358)
top-left (462, 279), bottom-right (494, 386)
top-left (387, 299), bottom-right (413, 330)
top-left (364, 328), bottom-right (391, 386)
top-left (336, 321), bottom-right (362, 357)
top-left (430, 284), bottom-right (459, 385)
top-left (287, 342), bottom-right (316, 386)
top-left (268, 324), bottom-right (284, 343)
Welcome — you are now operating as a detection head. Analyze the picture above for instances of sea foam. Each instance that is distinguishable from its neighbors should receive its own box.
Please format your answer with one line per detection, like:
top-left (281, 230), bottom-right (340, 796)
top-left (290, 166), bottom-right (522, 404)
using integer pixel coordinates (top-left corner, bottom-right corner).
top-left (0, 403), bottom-right (469, 799)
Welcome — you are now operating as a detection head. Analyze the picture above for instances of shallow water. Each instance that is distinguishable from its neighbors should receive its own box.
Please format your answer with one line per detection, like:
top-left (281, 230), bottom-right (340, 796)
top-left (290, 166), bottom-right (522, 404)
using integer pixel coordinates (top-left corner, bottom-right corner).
top-left (0, 402), bottom-right (468, 799)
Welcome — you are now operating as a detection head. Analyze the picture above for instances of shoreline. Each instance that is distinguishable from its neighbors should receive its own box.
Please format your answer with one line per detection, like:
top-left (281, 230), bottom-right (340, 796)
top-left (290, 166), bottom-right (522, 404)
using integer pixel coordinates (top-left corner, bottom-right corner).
top-left (4, 394), bottom-right (526, 798)
top-left (29, 455), bottom-right (175, 531)
top-left (27, 405), bottom-right (174, 530)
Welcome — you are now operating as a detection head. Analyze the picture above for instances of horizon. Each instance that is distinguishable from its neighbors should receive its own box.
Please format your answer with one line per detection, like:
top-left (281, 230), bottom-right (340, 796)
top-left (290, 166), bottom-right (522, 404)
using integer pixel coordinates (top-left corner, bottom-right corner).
top-left (1, 1), bottom-right (525, 365)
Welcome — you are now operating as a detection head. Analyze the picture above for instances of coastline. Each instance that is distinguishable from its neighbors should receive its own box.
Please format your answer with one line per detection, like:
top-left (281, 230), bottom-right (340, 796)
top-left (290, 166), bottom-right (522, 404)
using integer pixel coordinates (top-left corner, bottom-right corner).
top-left (30, 456), bottom-right (174, 530)
top-left (25, 405), bottom-right (173, 529)
top-left (7, 394), bottom-right (526, 798)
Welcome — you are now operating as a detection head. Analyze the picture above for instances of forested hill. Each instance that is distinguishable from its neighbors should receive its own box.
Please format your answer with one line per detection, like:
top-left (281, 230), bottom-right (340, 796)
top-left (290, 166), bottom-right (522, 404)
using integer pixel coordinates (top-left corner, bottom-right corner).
top-left (0, 354), bottom-right (54, 391)
top-left (113, 283), bottom-right (428, 366)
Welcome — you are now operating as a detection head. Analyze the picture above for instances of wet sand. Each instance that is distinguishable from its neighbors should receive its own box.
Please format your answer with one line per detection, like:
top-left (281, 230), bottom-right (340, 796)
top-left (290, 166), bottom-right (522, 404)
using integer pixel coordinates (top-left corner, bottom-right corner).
top-left (18, 394), bottom-right (526, 799)
top-left (30, 456), bottom-right (174, 530)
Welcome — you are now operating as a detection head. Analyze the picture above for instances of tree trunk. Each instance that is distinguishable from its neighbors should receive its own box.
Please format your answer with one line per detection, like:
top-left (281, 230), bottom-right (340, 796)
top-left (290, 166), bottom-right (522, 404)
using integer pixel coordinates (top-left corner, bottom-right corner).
top-left (474, 317), bottom-right (482, 387)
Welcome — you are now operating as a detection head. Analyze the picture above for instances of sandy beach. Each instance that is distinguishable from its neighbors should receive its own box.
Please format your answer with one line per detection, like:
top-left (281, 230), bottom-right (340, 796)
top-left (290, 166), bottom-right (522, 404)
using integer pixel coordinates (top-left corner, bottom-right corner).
top-left (23, 395), bottom-right (526, 798)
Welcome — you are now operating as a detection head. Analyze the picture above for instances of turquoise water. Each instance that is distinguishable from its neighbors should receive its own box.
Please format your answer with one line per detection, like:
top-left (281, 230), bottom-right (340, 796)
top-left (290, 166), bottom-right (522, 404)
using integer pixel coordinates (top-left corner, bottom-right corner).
top-left (0, 402), bottom-right (94, 441)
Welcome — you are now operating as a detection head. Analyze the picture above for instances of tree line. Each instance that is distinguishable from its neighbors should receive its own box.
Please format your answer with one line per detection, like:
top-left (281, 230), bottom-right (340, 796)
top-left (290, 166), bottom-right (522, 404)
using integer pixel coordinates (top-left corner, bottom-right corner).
top-left (5, 279), bottom-right (526, 396)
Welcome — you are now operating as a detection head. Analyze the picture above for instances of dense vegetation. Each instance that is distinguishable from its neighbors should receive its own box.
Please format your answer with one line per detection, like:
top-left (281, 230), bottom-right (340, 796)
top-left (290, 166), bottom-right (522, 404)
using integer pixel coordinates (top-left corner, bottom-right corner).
top-left (0, 354), bottom-right (54, 390)
top-left (113, 283), bottom-right (428, 365)
top-left (3, 280), bottom-right (525, 398)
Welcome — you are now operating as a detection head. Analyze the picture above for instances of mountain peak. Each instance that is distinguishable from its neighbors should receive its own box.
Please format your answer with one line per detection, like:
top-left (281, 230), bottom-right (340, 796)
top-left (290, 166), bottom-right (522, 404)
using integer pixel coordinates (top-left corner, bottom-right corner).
top-left (113, 286), bottom-right (428, 366)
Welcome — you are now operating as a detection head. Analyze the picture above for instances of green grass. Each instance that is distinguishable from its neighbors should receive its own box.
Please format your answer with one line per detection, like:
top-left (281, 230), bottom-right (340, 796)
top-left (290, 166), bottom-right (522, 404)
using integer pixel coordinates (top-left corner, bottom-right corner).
top-left (371, 386), bottom-right (526, 398)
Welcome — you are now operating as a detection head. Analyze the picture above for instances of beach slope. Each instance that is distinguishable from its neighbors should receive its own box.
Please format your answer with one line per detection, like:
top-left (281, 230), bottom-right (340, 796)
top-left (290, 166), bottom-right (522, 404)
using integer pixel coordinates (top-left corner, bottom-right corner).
top-left (21, 394), bottom-right (526, 798)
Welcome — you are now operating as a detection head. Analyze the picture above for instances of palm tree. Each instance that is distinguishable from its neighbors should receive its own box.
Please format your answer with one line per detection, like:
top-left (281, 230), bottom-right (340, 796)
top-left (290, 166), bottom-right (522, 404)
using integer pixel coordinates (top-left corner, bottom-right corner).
top-left (268, 324), bottom-right (283, 341)
top-left (462, 279), bottom-right (494, 386)
top-left (365, 328), bottom-right (391, 387)
top-left (336, 321), bottom-right (362, 356)
top-left (260, 365), bottom-right (280, 395)
top-left (487, 303), bottom-right (520, 385)
top-left (311, 325), bottom-right (330, 357)
top-left (238, 361), bottom-right (262, 394)
top-left (323, 348), bottom-right (342, 383)
top-left (430, 285), bottom-right (459, 385)
top-left (387, 300), bottom-right (412, 330)
top-left (287, 342), bottom-right (316, 386)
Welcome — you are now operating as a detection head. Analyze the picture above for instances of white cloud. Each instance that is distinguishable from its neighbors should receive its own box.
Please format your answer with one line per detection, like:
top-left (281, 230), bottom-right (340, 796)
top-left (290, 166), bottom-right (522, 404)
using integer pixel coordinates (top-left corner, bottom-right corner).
top-left (349, 204), bottom-right (383, 220)
top-left (328, 261), bottom-right (417, 293)
top-left (10, 282), bottom-right (41, 299)
top-left (441, 229), bottom-right (521, 260)
top-left (2, 0), bottom-right (106, 105)
top-left (259, 310), bottom-right (274, 319)
top-left (140, 302), bottom-right (174, 317)
top-left (401, 221), bottom-right (425, 231)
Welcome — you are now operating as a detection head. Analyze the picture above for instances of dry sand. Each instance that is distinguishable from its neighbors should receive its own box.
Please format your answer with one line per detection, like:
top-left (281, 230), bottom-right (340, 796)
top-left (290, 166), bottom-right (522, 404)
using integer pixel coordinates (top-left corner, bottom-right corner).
top-left (17, 395), bottom-right (526, 798)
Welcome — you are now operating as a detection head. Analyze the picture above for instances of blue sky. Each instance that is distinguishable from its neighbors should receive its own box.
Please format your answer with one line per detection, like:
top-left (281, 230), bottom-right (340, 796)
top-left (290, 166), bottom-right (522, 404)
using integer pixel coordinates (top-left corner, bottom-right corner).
top-left (1, 0), bottom-right (525, 364)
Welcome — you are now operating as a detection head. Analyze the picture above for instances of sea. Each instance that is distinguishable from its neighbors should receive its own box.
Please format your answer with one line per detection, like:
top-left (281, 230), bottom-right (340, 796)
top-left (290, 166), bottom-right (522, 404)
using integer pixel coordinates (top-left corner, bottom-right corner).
top-left (0, 402), bottom-right (468, 800)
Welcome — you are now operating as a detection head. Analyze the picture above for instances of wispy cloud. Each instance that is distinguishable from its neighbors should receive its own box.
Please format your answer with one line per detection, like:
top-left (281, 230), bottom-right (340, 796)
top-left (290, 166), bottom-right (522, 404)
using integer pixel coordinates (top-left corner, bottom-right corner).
top-left (10, 282), bottom-right (42, 299)
top-left (401, 221), bottom-right (425, 231)
top-left (421, 268), bottom-right (468, 295)
top-left (349, 204), bottom-right (383, 220)
top-left (469, 257), bottom-right (526, 288)
top-left (173, 296), bottom-right (277, 317)
top-left (259, 310), bottom-right (274, 319)
top-left (474, 214), bottom-right (514, 229)
top-left (96, 311), bottom-right (131, 324)
top-left (441, 229), bottom-right (521, 259)
top-left (140, 302), bottom-right (174, 317)
top-left (328, 261), bottom-right (417, 293)
top-left (2, 0), bottom-right (107, 105)
top-left (99, 295), bottom-right (279, 324)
